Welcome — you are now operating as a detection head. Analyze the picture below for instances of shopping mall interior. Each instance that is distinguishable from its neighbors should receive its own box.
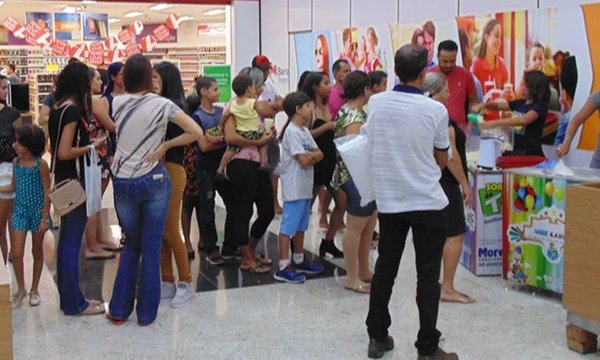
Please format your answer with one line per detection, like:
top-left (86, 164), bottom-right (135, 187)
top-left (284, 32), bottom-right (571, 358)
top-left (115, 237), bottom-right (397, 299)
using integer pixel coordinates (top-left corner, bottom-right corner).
top-left (1, 0), bottom-right (600, 359)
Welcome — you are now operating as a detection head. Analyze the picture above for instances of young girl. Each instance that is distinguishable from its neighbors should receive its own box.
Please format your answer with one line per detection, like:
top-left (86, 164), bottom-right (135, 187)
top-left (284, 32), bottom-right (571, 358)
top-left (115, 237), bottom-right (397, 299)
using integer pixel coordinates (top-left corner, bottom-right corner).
top-left (0, 125), bottom-right (50, 307)
top-left (216, 74), bottom-right (275, 179)
top-left (516, 42), bottom-right (546, 99)
top-left (475, 70), bottom-right (550, 156)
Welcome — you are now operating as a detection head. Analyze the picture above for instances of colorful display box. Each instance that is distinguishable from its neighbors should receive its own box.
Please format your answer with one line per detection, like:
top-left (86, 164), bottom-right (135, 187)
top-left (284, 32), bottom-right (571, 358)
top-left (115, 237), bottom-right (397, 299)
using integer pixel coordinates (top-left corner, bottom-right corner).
top-left (460, 169), bottom-right (504, 276)
top-left (502, 167), bottom-right (600, 294)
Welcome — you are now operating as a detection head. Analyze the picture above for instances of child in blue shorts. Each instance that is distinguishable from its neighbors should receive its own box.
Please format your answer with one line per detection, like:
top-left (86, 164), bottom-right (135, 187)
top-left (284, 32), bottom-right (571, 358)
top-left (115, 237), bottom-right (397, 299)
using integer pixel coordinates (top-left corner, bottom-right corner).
top-left (274, 92), bottom-right (325, 284)
top-left (0, 125), bottom-right (50, 307)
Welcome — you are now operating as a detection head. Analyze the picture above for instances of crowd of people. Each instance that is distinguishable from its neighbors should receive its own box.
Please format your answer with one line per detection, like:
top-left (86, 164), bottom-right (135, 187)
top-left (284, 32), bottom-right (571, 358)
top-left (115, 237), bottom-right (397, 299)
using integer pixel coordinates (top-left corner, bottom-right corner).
top-left (1, 31), bottom-right (598, 358)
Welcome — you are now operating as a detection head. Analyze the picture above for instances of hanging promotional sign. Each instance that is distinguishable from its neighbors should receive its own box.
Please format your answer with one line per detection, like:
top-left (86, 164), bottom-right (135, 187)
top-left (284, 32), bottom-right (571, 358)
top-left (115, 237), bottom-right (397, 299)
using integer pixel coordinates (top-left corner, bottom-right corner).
top-left (82, 13), bottom-right (108, 40)
top-left (50, 39), bottom-right (69, 56)
top-left (125, 43), bottom-right (142, 57)
top-left (54, 13), bottom-right (81, 41)
top-left (118, 29), bottom-right (132, 44)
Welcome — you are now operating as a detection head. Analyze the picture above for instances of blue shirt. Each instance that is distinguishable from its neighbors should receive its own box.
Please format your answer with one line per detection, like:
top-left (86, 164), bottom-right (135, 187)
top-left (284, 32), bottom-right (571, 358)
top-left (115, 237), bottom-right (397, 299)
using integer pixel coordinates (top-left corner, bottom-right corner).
top-left (554, 110), bottom-right (571, 146)
top-left (192, 106), bottom-right (225, 172)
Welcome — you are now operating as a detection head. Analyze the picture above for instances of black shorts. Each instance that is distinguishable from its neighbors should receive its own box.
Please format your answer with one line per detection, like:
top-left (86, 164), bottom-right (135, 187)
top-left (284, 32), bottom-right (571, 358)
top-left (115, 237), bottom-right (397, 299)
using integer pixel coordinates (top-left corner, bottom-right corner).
top-left (441, 182), bottom-right (466, 237)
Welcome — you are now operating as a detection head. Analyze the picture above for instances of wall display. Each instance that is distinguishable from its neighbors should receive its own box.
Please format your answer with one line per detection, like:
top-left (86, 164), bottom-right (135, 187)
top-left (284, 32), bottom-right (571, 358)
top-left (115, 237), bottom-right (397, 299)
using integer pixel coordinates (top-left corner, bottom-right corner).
top-left (333, 26), bottom-right (393, 81)
top-left (203, 64), bottom-right (231, 102)
top-left (294, 31), bottom-right (336, 79)
top-left (82, 13), bottom-right (109, 41)
top-left (123, 24), bottom-right (177, 44)
top-left (54, 13), bottom-right (81, 41)
top-left (25, 13), bottom-right (53, 37)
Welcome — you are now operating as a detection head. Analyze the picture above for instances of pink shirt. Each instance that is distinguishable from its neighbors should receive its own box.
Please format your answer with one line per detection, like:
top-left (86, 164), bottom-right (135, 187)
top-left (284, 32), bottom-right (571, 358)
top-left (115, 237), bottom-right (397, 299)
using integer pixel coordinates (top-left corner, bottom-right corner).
top-left (328, 86), bottom-right (346, 121)
top-left (232, 145), bottom-right (260, 163)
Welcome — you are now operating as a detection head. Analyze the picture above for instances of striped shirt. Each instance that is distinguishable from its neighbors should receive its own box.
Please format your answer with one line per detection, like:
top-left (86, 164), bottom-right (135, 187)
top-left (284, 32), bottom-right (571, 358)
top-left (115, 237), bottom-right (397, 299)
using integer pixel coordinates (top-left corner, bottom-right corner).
top-left (111, 93), bottom-right (182, 178)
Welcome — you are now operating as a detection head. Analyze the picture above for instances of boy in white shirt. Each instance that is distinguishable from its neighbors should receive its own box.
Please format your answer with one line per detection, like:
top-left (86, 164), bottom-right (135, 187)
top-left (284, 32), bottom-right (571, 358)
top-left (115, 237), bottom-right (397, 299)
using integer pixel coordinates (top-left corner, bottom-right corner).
top-left (274, 92), bottom-right (324, 284)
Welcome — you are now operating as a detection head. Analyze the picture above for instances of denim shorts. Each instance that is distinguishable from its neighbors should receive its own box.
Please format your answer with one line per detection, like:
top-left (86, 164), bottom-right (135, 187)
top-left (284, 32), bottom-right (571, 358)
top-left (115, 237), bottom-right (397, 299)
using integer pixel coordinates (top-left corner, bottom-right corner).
top-left (342, 178), bottom-right (376, 217)
top-left (280, 199), bottom-right (311, 237)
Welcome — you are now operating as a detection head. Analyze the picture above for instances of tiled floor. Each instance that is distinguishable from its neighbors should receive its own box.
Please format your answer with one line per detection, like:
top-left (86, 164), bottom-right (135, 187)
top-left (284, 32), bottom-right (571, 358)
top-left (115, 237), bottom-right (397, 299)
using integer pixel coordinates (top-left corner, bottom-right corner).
top-left (8, 185), bottom-right (598, 359)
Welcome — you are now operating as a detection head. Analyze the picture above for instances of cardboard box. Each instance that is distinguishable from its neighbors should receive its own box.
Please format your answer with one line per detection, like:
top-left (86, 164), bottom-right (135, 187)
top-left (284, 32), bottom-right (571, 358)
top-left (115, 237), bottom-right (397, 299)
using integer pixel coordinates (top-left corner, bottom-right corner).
top-left (563, 182), bottom-right (600, 323)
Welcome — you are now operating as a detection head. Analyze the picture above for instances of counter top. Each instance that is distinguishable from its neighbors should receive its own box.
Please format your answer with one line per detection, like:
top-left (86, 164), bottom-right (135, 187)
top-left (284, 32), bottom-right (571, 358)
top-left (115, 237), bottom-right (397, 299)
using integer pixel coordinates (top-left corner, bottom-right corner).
top-left (503, 166), bottom-right (600, 182)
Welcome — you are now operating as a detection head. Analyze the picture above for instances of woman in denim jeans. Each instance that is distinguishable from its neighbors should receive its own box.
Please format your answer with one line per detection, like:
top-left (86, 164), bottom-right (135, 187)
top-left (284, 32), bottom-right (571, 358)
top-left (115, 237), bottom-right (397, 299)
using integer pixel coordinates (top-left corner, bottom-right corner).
top-left (107, 55), bottom-right (205, 326)
top-left (48, 62), bottom-right (107, 316)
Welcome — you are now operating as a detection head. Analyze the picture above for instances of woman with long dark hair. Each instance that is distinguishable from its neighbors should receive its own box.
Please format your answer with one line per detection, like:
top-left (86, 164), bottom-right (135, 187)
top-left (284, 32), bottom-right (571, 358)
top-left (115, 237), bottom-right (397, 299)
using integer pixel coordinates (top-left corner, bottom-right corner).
top-left (101, 62), bottom-right (125, 118)
top-left (49, 61), bottom-right (107, 315)
top-left (301, 72), bottom-right (345, 258)
top-left (151, 61), bottom-right (194, 309)
top-left (107, 55), bottom-right (204, 326)
top-left (0, 75), bottom-right (20, 264)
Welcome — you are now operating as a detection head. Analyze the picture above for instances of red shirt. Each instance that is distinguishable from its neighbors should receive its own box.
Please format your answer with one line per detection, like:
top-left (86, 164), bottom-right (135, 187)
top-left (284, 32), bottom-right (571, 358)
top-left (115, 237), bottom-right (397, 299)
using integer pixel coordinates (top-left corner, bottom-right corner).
top-left (470, 56), bottom-right (509, 96)
top-left (430, 65), bottom-right (476, 129)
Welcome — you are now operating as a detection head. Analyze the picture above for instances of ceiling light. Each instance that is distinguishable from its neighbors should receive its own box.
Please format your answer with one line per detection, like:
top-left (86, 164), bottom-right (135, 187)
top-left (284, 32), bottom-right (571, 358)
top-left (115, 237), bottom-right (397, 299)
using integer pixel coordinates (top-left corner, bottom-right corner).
top-left (82, 0), bottom-right (96, 4)
top-left (179, 16), bottom-right (194, 22)
top-left (0, 1), bottom-right (5, 9)
top-left (123, 11), bottom-right (143, 18)
top-left (108, 18), bottom-right (120, 24)
top-left (203, 9), bottom-right (226, 16)
top-left (63, 6), bottom-right (78, 13)
top-left (149, 3), bottom-right (172, 11)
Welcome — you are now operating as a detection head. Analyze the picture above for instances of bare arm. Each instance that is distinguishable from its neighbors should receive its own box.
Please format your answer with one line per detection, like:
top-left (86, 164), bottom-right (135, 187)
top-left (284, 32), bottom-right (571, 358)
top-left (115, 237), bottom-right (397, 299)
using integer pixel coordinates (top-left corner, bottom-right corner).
top-left (39, 159), bottom-right (51, 231)
top-left (39, 105), bottom-right (50, 125)
top-left (472, 100), bottom-right (510, 113)
top-left (557, 98), bottom-right (599, 157)
top-left (446, 127), bottom-right (472, 205)
top-left (92, 97), bottom-right (116, 133)
top-left (310, 121), bottom-right (335, 138)
top-left (57, 122), bottom-right (105, 161)
top-left (434, 148), bottom-right (449, 170)
top-left (254, 100), bottom-right (277, 118)
top-left (479, 109), bottom-right (539, 130)
top-left (146, 112), bottom-right (204, 162)
top-left (224, 115), bottom-right (275, 147)
top-left (12, 117), bottom-right (22, 130)
top-left (295, 149), bottom-right (323, 168)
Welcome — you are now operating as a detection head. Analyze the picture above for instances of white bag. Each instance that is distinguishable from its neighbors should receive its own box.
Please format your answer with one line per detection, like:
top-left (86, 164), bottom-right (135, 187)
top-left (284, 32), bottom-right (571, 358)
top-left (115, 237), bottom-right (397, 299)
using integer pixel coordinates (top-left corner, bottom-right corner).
top-left (84, 148), bottom-right (102, 217)
top-left (334, 134), bottom-right (375, 206)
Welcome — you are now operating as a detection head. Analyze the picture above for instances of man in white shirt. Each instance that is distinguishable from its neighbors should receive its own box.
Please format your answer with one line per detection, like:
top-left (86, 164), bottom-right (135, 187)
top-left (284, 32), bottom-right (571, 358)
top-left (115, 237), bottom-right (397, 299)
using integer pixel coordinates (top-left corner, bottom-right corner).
top-left (365, 44), bottom-right (457, 360)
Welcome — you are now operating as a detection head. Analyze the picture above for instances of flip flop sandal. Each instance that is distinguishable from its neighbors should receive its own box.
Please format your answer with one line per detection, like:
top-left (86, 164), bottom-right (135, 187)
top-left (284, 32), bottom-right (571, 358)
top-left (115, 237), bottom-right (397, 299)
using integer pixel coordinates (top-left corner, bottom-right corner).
top-left (240, 263), bottom-right (270, 274)
top-left (440, 293), bottom-right (476, 304)
top-left (344, 284), bottom-right (371, 294)
top-left (80, 302), bottom-right (105, 316)
top-left (103, 245), bottom-right (124, 252)
top-left (255, 254), bottom-right (272, 266)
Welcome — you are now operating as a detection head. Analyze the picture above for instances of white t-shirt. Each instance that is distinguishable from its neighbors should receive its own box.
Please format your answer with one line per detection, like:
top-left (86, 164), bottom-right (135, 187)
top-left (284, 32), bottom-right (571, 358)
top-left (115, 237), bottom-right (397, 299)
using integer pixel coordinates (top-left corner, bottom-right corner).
top-left (111, 93), bottom-right (183, 178)
top-left (280, 123), bottom-right (318, 202)
top-left (365, 88), bottom-right (450, 213)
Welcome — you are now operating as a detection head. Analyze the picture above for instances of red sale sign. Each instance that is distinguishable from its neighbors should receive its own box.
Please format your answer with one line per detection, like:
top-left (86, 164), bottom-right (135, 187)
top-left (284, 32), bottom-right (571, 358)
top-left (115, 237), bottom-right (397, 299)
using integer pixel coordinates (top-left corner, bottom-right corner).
top-left (25, 20), bottom-right (42, 37)
top-left (69, 43), bottom-right (88, 59)
top-left (152, 25), bottom-right (171, 42)
top-left (118, 29), bottom-right (132, 44)
top-left (104, 36), bottom-right (118, 50)
top-left (106, 49), bottom-right (124, 64)
top-left (89, 51), bottom-right (104, 65)
top-left (3, 17), bottom-right (20, 32)
top-left (90, 42), bottom-right (104, 53)
top-left (50, 39), bottom-right (69, 56)
top-left (125, 44), bottom-right (141, 57)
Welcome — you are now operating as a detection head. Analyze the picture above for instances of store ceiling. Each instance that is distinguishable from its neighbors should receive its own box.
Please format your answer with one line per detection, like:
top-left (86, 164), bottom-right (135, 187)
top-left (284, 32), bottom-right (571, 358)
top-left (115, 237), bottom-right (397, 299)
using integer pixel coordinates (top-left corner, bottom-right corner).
top-left (0, 0), bottom-right (227, 24)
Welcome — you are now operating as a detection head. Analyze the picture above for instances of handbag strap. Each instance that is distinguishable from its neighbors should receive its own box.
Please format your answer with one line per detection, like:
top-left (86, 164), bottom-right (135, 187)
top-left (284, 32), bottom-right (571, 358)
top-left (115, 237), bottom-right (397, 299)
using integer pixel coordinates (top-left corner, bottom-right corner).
top-left (50, 104), bottom-right (73, 187)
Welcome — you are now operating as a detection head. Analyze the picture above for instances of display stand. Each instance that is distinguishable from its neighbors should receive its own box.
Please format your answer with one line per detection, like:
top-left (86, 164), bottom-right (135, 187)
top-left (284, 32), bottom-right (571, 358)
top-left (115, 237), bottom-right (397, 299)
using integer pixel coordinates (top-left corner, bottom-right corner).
top-left (502, 167), bottom-right (600, 294)
top-left (460, 168), bottom-right (503, 276)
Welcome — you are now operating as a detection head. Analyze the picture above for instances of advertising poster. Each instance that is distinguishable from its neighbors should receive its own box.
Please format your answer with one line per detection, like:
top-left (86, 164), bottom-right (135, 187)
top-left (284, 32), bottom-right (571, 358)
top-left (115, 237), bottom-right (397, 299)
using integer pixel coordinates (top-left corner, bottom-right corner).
top-left (294, 31), bottom-right (336, 80)
top-left (390, 20), bottom-right (459, 85)
top-left (82, 13), bottom-right (108, 41)
top-left (461, 171), bottom-right (503, 276)
top-left (203, 65), bottom-right (231, 102)
top-left (332, 26), bottom-right (393, 84)
top-left (502, 173), bottom-right (569, 293)
top-left (54, 13), bottom-right (81, 41)
top-left (123, 23), bottom-right (177, 44)
top-left (26, 12), bottom-right (53, 36)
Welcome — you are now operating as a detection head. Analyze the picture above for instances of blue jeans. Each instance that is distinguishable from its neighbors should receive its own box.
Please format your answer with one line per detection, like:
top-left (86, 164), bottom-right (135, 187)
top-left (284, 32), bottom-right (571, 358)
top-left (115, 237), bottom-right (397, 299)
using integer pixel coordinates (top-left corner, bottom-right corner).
top-left (109, 164), bottom-right (171, 324)
top-left (57, 202), bottom-right (88, 315)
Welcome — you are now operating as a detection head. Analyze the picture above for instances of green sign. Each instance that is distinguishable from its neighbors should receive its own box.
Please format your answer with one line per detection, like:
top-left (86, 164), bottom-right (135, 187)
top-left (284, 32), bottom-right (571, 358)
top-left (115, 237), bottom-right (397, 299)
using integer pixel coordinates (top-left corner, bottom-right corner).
top-left (203, 64), bottom-right (231, 102)
top-left (478, 182), bottom-right (503, 217)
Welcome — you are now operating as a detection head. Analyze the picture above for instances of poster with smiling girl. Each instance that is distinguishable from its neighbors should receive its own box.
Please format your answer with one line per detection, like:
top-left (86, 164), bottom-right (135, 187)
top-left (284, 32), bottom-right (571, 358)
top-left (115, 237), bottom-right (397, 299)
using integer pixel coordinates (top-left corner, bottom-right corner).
top-left (294, 31), bottom-right (336, 79)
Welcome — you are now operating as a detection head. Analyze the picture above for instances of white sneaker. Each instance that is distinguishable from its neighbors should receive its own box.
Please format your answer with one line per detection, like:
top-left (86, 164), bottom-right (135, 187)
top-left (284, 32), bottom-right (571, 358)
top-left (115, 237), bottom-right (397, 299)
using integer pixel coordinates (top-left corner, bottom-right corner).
top-left (170, 282), bottom-right (195, 309)
top-left (29, 292), bottom-right (41, 307)
top-left (160, 281), bottom-right (176, 300)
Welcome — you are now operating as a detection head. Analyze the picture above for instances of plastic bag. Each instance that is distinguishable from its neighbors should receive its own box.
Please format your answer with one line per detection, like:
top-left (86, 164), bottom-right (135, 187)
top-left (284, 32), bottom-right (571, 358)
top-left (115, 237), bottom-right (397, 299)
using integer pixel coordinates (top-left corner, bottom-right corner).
top-left (334, 134), bottom-right (375, 206)
top-left (84, 148), bottom-right (102, 217)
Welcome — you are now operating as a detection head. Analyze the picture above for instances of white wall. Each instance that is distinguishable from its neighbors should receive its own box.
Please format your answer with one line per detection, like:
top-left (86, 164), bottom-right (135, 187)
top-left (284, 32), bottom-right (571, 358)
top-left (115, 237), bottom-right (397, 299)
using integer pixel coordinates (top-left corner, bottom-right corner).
top-left (398, 0), bottom-right (458, 22)
top-left (312, 0), bottom-right (350, 31)
top-left (232, 0), bottom-right (260, 75)
top-left (351, 0), bottom-right (398, 27)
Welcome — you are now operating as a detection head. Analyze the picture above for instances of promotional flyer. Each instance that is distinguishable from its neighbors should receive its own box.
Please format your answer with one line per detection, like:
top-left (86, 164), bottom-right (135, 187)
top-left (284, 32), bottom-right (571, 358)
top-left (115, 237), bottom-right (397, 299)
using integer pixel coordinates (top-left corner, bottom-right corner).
top-left (54, 13), bottom-right (82, 41)
top-left (82, 13), bottom-right (109, 41)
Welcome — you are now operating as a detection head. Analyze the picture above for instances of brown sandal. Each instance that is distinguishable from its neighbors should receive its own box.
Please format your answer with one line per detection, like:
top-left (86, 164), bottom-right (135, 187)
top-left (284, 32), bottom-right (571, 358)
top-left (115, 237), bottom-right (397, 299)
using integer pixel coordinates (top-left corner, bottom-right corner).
top-left (344, 284), bottom-right (371, 294)
top-left (255, 253), bottom-right (272, 266)
top-left (240, 263), bottom-right (270, 274)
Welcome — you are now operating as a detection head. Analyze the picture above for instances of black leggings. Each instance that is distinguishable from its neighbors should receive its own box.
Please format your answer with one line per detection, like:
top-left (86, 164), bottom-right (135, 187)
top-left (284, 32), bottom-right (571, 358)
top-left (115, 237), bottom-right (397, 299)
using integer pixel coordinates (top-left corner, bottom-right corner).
top-left (226, 159), bottom-right (275, 247)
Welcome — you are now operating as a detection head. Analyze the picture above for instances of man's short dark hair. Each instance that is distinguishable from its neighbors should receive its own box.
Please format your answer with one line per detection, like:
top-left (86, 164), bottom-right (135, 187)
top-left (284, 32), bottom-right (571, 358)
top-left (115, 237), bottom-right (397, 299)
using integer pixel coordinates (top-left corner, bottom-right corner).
top-left (394, 44), bottom-right (428, 84)
top-left (437, 40), bottom-right (458, 54)
top-left (231, 74), bottom-right (254, 97)
top-left (560, 56), bottom-right (578, 100)
top-left (282, 91), bottom-right (311, 118)
top-left (332, 59), bottom-right (349, 74)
